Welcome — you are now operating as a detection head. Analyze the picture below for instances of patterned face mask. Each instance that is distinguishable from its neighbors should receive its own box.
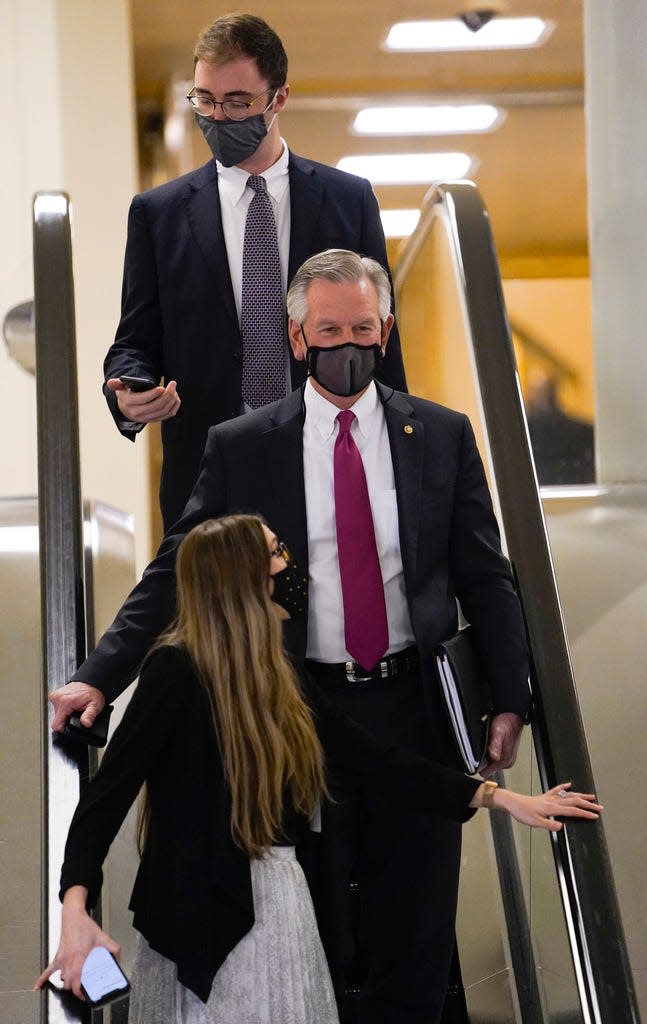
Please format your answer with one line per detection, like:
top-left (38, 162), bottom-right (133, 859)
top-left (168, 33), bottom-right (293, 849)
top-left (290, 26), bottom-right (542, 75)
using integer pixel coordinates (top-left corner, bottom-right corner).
top-left (270, 562), bottom-right (307, 619)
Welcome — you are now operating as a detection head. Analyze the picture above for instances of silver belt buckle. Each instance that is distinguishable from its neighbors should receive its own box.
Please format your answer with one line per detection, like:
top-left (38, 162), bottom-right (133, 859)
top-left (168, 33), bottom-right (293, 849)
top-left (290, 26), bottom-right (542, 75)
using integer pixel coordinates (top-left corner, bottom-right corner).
top-left (345, 661), bottom-right (373, 683)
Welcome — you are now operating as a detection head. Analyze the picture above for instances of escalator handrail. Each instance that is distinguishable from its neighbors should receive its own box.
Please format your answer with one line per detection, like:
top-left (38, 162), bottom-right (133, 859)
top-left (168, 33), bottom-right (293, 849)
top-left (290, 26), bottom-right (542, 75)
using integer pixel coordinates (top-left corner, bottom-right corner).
top-left (395, 180), bottom-right (639, 1024)
top-left (34, 191), bottom-right (91, 1023)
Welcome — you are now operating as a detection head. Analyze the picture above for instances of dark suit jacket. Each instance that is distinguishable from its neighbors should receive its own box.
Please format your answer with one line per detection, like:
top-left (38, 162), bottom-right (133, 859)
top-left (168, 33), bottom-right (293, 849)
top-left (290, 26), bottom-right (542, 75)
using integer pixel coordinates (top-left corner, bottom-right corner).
top-left (61, 645), bottom-right (479, 1002)
top-left (78, 384), bottom-right (530, 742)
top-left (104, 153), bottom-right (407, 527)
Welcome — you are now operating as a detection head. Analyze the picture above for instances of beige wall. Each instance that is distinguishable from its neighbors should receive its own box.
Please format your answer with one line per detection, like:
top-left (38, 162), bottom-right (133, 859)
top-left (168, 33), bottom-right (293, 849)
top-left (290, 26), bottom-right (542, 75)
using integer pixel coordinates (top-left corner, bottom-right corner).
top-left (0, 0), bottom-right (151, 571)
top-left (395, 240), bottom-right (594, 437)
top-left (584, 0), bottom-right (647, 484)
top-left (503, 277), bottom-right (594, 422)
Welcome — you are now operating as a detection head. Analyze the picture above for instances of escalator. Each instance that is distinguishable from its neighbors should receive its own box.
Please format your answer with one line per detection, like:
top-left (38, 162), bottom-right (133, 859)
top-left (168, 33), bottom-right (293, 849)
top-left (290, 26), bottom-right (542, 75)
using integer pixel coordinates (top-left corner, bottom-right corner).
top-left (1, 194), bottom-right (139, 1024)
top-left (1, 185), bottom-right (644, 1022)
top-left (394, 181), bottom-right (644, 1023)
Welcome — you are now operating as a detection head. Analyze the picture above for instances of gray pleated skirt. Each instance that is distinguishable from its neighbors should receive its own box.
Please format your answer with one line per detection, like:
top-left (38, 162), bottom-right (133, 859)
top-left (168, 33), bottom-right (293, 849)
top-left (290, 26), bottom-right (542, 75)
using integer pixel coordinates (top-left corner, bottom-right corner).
top-left (127, 846), bottom-right (340, 1024)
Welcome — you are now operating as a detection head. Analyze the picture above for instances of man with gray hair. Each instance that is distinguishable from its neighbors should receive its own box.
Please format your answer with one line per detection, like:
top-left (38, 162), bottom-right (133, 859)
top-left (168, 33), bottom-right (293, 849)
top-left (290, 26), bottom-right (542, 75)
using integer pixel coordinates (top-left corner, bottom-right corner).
top-left (52, 249), bottom-right (530, 1023)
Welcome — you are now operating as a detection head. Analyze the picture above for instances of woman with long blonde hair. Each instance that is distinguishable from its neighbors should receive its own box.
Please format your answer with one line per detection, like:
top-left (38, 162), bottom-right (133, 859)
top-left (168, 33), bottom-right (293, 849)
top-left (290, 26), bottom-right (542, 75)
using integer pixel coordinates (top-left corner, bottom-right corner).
top-left (37, 514), bottom-right (601, 1023)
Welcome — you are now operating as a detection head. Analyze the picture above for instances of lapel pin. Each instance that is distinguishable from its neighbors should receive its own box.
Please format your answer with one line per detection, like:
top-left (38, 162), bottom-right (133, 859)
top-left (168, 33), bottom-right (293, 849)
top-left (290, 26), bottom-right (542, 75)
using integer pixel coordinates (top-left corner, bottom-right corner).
top-left (404, 424), bottom-right (414, 435)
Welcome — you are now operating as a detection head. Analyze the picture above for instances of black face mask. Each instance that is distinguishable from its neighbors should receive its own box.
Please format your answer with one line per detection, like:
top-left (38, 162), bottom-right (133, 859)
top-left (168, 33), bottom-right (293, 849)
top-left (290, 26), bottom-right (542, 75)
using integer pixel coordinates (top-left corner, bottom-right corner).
top-left (303, 331), bottom-right (384, 398)
top-left (195, 103), bottom-right (276, 167)
top-left (271, 562), bottom-right (307, 619)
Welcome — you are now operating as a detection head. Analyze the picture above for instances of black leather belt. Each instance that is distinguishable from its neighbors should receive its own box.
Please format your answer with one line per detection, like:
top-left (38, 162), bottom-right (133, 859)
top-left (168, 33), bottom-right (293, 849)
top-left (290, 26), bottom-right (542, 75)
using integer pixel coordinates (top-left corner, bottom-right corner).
top-left (306, 646), bottom-right (419, 684)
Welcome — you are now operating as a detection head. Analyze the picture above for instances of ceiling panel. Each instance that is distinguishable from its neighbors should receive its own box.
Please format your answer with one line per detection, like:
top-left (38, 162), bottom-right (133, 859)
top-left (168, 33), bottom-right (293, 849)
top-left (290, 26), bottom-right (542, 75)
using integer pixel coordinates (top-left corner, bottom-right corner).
top-left (132, 0), bottom-right (587, 263)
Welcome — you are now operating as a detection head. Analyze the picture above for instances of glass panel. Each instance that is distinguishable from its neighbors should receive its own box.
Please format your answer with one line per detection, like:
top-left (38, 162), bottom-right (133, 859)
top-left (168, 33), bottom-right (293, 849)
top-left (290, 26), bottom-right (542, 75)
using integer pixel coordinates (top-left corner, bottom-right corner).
top-left (85, 500), bottom-right (139, 1024)
top-left (541, 488), bottom-right (647, 1019)
top-left (503, 278), bottom-right (595, 487)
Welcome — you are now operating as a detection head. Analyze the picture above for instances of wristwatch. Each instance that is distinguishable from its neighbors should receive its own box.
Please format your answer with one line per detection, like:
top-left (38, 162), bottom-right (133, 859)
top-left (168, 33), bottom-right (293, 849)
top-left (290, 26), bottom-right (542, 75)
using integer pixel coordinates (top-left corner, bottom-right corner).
top-left (482, 780), bottom-right (499, 809)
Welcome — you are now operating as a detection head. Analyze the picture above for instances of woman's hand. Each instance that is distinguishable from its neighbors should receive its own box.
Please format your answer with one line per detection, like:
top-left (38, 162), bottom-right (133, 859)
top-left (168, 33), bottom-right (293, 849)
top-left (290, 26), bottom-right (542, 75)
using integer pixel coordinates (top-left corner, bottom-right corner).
top-left (472, 781), bottom-right (603, 831)
top-left (34, 887), bottom-right (121, 1000)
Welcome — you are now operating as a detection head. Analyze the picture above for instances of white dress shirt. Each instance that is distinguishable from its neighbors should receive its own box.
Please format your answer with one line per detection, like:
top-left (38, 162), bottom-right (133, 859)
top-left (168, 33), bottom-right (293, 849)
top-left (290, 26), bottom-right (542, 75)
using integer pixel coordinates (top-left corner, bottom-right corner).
top-left (303, 380), bottom-right (415, 663)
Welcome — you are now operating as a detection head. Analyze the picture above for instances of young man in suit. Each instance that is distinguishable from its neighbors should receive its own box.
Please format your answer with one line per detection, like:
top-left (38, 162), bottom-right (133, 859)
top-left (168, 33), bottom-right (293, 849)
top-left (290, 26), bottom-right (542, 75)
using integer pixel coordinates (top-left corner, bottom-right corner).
top-left (53, 249), bottom-right (530, 1023)
top-left (104, 13), bottom-right (406, 529)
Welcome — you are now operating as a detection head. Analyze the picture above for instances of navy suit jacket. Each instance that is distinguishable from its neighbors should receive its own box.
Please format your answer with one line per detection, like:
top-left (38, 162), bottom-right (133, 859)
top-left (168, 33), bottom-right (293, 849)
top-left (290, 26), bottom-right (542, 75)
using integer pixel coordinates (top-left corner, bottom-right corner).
top-left (104, 153), bottom-right (407, 527)
top-left (78, 384), bottom-right (530, 756)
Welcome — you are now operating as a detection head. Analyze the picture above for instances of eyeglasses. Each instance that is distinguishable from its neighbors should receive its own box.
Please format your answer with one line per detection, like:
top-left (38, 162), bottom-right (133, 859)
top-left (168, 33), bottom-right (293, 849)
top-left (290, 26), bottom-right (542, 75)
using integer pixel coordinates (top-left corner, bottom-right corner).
top-left (269, 540), bottom-right (291, 563)
top-left (187, 87), bottom-right (275, 122)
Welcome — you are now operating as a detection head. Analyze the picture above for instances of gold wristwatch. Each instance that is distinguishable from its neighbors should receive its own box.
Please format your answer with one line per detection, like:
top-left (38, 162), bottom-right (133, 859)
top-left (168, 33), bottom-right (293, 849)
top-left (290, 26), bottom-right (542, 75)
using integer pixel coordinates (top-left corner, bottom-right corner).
top-left (482, 780), bottom-right (499, 809)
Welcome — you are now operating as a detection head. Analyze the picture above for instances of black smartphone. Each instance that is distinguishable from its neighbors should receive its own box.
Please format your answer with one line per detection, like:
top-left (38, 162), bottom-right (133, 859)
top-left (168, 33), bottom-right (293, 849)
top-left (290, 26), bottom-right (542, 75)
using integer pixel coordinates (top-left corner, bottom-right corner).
top-left (80, 947), bottom-right (130, 1007)
top-left (119, 375), bottom-right (157, 392)
top-left (64, 705), bottom-right (113, 748)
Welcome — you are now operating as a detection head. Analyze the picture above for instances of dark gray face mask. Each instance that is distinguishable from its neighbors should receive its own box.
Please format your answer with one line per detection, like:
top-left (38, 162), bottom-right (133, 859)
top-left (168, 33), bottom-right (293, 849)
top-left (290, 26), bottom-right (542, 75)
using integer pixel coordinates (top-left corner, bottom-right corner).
top-left (195, 107), bottom-right (274, 167)
top-left (303, 331), bottom-right (384, 398)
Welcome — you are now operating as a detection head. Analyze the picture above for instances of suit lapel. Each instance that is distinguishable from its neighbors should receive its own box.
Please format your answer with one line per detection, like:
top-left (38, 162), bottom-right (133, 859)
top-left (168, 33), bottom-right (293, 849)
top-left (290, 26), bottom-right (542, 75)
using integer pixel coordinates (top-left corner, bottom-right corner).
top-left (260, 389), bottom-right (309, 660)
top-left (260, 389), bottom-right (308, 567)
top-left (380, 385), bottom-right (424, 586)
top-left (185, 161), bottom-right (239, 332)
top-left (287, 154), bottom-right (325, 283)
top-left (286, 155), bottom-right (325, 389)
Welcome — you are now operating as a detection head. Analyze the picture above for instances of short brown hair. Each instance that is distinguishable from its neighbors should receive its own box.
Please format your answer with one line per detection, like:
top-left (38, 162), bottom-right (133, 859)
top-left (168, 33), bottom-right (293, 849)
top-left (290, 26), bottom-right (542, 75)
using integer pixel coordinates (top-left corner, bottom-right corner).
top-left (194, 14), bottom-right (288, 90)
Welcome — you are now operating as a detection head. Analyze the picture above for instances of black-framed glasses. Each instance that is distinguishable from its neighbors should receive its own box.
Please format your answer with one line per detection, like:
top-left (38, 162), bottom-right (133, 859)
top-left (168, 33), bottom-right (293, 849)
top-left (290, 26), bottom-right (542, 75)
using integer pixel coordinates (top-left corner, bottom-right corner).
top-left (269, 540), bottom-right (291, 563)
top-left (186, 87), bottom-right (275, 121)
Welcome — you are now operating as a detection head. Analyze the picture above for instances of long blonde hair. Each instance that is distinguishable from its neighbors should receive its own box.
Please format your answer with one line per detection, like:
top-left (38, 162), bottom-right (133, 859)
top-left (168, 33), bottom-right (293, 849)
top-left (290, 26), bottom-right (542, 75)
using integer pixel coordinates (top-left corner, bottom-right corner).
top-left (152, 515), bottom-right (326, 858)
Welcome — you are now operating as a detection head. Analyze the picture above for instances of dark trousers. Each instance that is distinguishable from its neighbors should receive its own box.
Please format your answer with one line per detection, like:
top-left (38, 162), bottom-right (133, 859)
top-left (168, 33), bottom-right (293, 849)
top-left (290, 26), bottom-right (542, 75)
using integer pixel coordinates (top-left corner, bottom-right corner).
top-left (304, 664), bottom-right (464, 1024)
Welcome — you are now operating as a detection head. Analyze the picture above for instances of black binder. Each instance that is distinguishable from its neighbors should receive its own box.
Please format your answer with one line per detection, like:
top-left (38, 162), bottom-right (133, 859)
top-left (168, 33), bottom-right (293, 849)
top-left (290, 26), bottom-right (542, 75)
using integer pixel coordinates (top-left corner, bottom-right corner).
top-left (435, 625), bottom-right (492, 774)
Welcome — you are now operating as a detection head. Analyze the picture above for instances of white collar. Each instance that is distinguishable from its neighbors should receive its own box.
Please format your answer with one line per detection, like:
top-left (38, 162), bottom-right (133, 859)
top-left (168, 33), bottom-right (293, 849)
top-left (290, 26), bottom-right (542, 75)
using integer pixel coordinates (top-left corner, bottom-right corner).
top-left (217, 140), bottom-right (290, 206)
top-left (304, 379), bottom-right (381, 442)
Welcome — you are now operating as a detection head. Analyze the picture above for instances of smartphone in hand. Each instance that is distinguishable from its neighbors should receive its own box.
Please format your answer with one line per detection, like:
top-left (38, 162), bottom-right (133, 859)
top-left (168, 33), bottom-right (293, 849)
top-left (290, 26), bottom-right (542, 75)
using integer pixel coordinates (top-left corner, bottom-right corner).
top-left (119, 375), bottom-right (158, 392)
top-left (64, 705), bottom-right (113, 748)
top-left (80, 947), bottom-right (130, 1007)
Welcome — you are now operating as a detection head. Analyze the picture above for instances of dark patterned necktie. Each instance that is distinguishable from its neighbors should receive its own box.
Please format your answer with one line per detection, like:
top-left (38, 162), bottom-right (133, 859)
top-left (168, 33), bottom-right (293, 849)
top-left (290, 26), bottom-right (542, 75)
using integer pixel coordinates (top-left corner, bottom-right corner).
top-left (240, 175), bottom-right (286, 409)
top-left (334, 410), bottom-right (389, 670)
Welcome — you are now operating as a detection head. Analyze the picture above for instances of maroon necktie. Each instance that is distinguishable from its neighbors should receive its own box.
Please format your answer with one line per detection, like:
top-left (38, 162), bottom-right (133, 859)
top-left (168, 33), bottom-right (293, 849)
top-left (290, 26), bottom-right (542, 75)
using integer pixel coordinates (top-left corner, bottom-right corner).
top-left (334, 410), bottom-right (389, 670)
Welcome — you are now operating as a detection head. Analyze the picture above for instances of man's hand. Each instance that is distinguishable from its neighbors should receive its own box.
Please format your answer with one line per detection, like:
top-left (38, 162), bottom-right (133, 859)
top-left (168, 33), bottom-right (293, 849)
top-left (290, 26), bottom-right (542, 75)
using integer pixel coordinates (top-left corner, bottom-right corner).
top-left (106, 377), bottom-right (181, 424)
top-left (482, 711), bottom-right (524, 777)
top-left (49, 682), bottom-right (106, 733)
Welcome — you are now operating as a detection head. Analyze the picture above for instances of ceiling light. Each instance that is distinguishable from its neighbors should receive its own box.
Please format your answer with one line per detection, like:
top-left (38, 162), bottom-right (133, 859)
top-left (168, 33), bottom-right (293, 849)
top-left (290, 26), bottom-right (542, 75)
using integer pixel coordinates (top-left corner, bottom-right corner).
top-left (353, 104), bottom-right (503, 136)
top-left (380, 209), bottom-right (421, 237)
top-left (337, 152), bottom-right (473, 184)
top-left (384, 17), bottom-right (552, 51)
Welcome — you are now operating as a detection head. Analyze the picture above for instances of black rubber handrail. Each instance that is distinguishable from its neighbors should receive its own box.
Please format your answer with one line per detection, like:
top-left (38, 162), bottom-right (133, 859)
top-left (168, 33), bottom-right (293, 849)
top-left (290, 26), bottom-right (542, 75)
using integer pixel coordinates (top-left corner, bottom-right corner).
top-left (34, 192), bottom-right (94, 1023)
top-left (396, 181), bottom-right (639, 1023)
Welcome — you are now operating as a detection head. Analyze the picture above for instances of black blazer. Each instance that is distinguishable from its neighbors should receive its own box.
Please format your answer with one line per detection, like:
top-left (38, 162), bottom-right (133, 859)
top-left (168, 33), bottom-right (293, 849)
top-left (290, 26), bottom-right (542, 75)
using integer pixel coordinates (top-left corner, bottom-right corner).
top-left (77, 384), bottom-right (530, 739)
top-left (61, 645), bottom-right (479, 1002)
top-left (103, 153), bottom-right (407, 527)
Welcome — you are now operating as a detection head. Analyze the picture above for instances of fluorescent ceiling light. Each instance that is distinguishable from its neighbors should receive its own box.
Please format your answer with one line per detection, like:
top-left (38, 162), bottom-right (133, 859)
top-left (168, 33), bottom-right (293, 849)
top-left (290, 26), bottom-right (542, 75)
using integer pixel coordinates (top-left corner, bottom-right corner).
top-left (385, 17), bottom-right (552, 51)
top-left (337, 152), bottom-right (473, 184)
top-left (380, 209), bottom-right (421, 237)
top-left (353, 104), bottom-right (503, 136)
